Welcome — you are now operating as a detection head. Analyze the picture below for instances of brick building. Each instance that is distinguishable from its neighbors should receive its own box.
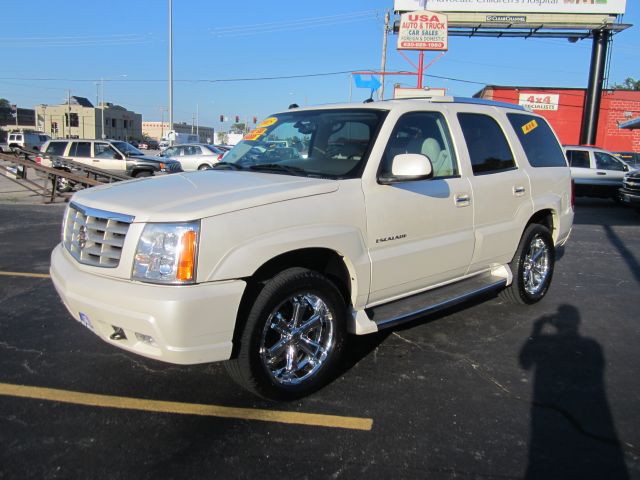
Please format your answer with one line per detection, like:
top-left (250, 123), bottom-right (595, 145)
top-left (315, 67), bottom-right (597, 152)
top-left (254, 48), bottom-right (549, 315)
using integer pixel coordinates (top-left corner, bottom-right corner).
top-left (474, 86), bottom-right (640, 152)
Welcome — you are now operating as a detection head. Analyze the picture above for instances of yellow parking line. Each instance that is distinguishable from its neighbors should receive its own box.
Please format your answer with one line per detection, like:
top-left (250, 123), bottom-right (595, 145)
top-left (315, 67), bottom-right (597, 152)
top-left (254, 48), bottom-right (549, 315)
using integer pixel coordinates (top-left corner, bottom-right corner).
top-left (0, 383), bottom-right (373, 431)
top-left (0, 271), bottom-right (50, 279)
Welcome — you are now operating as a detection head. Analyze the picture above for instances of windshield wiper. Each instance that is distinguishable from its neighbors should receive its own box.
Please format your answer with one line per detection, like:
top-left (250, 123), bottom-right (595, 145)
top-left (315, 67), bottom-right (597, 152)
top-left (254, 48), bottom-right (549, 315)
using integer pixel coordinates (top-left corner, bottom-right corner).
top-left (212, 162), bottom-right (243, 170)
top-left (249, 163), bottom-right (306, 175)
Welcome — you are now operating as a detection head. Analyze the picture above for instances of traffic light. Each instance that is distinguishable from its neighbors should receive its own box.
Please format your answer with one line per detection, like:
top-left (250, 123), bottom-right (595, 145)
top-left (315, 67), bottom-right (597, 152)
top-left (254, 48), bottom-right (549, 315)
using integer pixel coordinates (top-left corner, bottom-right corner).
top-left (235, 115), bottom-right (240, 123)
top-left (252, 116), bottom-right (257, 124)
top-left (219, 115), bottom-right (224, 122)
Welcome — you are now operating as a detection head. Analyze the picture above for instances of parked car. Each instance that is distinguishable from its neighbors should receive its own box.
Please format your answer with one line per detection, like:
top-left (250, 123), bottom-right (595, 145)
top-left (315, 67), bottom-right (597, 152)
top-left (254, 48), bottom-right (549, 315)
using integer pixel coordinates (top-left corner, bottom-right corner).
top-left (613, 151), bottom-right (640, 169)
top-left (619, 170), bottom-right (640, 212)
top-left (159, 143), bottom-right (226, 171)
top-left (564, 145), bottom-right (632, 200)
top-left (50, 97), bottom-right (573, 400)
top-left (146, 140), bottom-right (159, 150)
top-left (36, 138), bottom-right (182, 191)
top-left (7, 130), bottom-right (50, 152)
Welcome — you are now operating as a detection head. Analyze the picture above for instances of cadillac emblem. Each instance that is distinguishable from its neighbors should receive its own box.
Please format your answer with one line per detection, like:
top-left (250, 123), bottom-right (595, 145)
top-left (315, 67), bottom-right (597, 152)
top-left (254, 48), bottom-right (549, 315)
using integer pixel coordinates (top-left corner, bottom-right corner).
top-left (78, 225), bottom-right (88, 249)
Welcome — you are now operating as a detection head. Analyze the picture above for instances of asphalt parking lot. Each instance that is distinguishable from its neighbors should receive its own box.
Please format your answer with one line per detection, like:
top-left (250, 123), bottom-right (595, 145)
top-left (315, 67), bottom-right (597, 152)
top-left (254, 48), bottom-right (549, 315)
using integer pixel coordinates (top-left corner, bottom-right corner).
top-left (0, 198), bottom-right (639, 479)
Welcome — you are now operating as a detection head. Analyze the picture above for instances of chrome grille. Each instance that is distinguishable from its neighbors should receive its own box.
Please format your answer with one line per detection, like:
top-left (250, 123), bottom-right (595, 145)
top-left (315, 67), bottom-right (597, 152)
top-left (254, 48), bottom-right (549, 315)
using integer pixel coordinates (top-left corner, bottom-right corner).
top-left (63, 202), bottom-right (134, 268)
top-left (623, 176), bottom-right (640, 193)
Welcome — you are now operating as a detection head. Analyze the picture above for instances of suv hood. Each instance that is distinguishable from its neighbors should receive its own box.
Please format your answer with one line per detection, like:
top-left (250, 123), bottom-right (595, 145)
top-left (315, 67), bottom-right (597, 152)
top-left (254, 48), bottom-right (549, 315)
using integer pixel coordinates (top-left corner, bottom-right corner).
top-left (70, 171), bottom-right (339, 222)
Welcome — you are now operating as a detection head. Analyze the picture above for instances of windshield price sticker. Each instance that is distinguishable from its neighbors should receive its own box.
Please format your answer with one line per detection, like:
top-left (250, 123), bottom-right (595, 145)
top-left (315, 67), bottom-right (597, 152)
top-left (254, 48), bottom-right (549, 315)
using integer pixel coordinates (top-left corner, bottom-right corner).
top-left (244, 127), bottom-right (267, 141)
top-left (258, 117), bottom-right (278, 128)
top-left (522, 119), bottom-right (539, 135)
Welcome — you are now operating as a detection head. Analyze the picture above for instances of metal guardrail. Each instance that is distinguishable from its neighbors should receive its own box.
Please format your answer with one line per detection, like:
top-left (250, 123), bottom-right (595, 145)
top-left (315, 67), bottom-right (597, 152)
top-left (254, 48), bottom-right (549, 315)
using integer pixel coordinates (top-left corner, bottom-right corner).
top-left (0, 147), bottom-right (132, 203)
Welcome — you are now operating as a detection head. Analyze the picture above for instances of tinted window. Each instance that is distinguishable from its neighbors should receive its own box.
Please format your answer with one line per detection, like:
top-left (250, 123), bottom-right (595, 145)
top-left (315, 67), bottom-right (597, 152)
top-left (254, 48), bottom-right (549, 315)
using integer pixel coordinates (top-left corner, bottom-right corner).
top-left (566, 150), bottom-right (590, 168)
top-left (507, 114), bottom-right (567, 167)
top-left (381, 111), bottom-right (458, 178)
top-left (69, 142), bottom-right (91, 157)
top-left (46, 141), bottom-right (68, 156)
top-left (594, 151), bottom-right (625, 171)
top-left (458, 113), bottom-right (515, 174)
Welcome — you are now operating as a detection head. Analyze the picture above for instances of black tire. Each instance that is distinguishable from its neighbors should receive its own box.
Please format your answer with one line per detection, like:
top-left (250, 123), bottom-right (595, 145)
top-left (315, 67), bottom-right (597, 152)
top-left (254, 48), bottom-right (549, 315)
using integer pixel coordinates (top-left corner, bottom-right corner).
top-left (53, 169), bottom-right (73, 193)
top-left (225, 267), bottom-right (347, 400)
top-left (197, 164), bottom-right (212, 171)
top-left (134, 170), bottom-right (152, 178)
top-left (500, 224), bottom-right (555, 305)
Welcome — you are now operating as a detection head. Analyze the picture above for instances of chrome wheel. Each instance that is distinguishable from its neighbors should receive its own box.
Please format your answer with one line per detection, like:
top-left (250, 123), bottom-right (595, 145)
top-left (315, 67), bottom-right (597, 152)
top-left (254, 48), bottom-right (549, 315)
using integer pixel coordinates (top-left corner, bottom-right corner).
top-left (259, 293), bottom-right (334, 386)
top-left (523, 234), bottom-right (550, 296)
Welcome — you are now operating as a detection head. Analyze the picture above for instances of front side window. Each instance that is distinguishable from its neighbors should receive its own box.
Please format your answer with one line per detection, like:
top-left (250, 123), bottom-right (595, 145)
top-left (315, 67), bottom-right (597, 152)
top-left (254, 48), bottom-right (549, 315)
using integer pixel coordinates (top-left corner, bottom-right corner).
top-left (458, 113), bottom-right (516, 175)
top-left (222, 109), bottom-right (387, 178)
top-left (380, 111), bottom-right (458, 178)
top-left (594, 151), bottom-right (625, 171)
top-left (69, 141), bottom-right (91, 157)
top-left (163, 147), bottom-right (178, 157)
top-left (566, 150), bottom-right (590, 168)
top-left (94, 143), bottom-right (119, 159)
top-left (506, 114), bottom-right (567, 168)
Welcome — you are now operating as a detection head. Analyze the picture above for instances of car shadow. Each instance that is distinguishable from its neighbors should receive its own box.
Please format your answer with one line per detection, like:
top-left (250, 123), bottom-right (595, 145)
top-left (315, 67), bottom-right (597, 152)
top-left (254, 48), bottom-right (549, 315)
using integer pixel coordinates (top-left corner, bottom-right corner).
top-left (572, 198), bottom-right (639, 226)
top-left (519, 304), bottom-right (629, 479)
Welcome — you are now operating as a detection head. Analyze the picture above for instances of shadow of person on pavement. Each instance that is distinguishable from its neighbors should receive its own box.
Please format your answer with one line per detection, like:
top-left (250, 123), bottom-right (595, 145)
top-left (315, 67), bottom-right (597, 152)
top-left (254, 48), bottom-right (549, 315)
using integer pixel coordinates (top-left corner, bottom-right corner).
top-left (519, 304), bottom-right (629, 480)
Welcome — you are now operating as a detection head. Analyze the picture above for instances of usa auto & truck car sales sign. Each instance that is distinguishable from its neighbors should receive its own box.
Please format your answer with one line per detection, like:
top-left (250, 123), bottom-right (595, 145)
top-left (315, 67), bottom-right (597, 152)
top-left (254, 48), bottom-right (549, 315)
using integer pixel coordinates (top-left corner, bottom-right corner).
top-left (397, 10), bottom-right (448, 51)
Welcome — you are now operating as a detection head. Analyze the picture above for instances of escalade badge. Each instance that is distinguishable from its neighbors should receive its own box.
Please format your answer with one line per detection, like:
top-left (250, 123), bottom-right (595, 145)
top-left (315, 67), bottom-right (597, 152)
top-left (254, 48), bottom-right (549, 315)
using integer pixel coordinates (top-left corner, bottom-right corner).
top-left (78, 226), bottom-right (88, 249)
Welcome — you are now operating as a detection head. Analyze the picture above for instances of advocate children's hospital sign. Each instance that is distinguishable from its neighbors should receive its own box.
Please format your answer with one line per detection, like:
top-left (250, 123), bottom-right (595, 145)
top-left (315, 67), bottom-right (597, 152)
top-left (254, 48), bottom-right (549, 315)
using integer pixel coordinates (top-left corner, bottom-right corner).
top-left (397, 11), bottom-right (449, 51)
top-left (394, 0), bottom-right (626, 14)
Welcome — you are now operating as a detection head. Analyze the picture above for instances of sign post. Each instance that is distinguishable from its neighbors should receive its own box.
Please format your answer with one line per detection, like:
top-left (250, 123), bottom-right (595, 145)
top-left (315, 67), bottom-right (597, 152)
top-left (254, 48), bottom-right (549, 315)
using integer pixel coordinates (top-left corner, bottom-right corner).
top-left (396, 10), bottom-right (448, 89)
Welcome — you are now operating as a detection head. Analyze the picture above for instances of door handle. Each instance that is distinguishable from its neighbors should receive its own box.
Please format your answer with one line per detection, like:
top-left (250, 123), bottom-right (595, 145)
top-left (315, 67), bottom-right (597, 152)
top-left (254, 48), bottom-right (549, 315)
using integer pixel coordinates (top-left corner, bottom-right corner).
top-left (513, 185), bottom-right (526, 196)
top-left (455, 193), bottom-right (471, 207)
top-left (596, 171), bottom-right (607, 175)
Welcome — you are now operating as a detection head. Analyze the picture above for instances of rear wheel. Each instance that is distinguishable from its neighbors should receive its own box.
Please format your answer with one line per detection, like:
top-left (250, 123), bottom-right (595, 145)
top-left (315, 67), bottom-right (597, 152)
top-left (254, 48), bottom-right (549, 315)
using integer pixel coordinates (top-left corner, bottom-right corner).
top-left (134, 171), bottom-right (152, 178)
top-left (225, 267), bottom-right (347, 400)
top-left (501, 224), bottom-right (555, 305)
top-left (197, 164), bottom-right (212, 170)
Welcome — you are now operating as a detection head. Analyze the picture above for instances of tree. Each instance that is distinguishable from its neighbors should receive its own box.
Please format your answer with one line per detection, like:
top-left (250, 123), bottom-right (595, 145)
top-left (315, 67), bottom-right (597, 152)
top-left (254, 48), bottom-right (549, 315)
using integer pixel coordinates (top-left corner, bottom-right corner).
top-left (0, 98), bottom-right (11, 108)
top-left (612, 77), bottom-right (640, 91)
top-left (230, 122), bottom-right (246, 134)
top-left (216, 132), bottom-right (229, 144)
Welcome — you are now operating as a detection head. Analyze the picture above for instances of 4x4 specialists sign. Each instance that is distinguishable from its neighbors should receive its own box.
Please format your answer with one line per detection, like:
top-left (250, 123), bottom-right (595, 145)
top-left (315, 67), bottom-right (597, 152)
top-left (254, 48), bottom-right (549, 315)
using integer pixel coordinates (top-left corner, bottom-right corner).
top-left (397, 10), bottom-right (448, 51)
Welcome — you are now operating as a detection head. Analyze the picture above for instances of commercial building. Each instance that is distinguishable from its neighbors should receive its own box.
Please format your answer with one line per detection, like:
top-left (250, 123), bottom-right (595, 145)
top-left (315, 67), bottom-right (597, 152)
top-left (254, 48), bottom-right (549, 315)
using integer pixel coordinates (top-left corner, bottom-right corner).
top-left (35, 97), bottom-right (142, 141)
top-left (142, 121), bottom-right (214, 143)
top-left (475, 86), bottom-right (640, 152)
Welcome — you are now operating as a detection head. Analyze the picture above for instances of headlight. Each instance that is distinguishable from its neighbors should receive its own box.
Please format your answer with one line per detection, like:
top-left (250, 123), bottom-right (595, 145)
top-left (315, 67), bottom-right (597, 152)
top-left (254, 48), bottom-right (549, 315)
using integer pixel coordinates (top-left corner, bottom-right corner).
top-left (132, 222), bottom-right (199, 284)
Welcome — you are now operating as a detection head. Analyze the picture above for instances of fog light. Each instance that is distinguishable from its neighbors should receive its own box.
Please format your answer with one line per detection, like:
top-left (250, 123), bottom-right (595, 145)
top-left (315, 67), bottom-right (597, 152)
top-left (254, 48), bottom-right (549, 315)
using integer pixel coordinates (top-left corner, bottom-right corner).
top-left (110, 327), bottom-right (127, 341)
top-left (135, 332), bottom-right (157, 346)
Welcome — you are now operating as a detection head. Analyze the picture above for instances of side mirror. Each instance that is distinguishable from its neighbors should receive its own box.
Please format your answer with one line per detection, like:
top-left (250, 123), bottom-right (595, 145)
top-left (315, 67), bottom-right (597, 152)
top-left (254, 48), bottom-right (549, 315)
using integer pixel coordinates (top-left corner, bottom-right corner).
top-left (114, 153), bottom-right (123, 160)
top-left (379, 153), bottom-right (433, 184)
top-left (623, 164), bottom-right (629, 172)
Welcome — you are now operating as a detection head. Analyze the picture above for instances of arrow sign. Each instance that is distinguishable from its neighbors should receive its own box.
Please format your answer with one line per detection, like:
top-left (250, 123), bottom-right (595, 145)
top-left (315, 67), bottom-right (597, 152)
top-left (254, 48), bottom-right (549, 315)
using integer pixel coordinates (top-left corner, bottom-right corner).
top-left (353, 74), bottom-right (381, 92)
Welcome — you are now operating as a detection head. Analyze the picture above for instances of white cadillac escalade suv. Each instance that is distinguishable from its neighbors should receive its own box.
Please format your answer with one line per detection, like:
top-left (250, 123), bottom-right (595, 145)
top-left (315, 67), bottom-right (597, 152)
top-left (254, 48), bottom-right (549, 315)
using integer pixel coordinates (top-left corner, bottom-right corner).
top-left (50, 97), bottom-right (574, 399)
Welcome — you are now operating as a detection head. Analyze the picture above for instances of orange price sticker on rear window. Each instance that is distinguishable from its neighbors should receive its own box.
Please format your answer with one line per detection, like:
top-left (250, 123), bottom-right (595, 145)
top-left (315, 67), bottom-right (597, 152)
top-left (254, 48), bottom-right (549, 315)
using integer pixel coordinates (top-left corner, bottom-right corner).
top-left (243, 127), bottom-right (267, 141)
top-left (522, 119), bottom-right (538, 135)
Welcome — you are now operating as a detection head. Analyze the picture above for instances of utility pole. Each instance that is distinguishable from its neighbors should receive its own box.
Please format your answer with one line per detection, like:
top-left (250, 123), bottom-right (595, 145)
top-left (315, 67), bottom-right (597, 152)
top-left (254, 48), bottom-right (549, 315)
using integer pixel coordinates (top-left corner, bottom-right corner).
top-left (168, 0), bottom-right (174, 144)
top-left (192, 113), bottom-right (195, 134)
top-left (101, 78), bottom-right (105, 139)
top-left (196, 103), bottom-right (199, 138)
top-left (380, 10), bottom-right (390, 100)
top-left (67, 90), bottom-right (71, 138)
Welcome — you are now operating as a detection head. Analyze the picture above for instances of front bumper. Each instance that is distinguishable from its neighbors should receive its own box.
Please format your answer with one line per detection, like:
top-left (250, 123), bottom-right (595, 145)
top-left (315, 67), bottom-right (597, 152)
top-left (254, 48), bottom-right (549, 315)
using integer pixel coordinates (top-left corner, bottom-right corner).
top-left (619, 188), bottom-right (640, 207)
top-left (50, 244), bottom-right (245, 365)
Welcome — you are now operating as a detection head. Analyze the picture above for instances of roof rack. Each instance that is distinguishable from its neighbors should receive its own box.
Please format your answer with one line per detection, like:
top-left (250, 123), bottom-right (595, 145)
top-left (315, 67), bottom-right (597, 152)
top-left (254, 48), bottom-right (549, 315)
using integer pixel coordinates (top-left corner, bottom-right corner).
top-left (388, 96), bottom-right (528, 111)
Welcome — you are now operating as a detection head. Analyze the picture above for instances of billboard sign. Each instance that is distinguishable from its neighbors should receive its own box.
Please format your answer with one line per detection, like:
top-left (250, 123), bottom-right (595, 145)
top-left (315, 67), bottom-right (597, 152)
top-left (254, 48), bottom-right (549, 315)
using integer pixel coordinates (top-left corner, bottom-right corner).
top-left (394, 0), bottom-right (626, 15)
top-left (397, 10), bottom-right (448, 51)
top-left (518, 93), bottom-right (560, 111)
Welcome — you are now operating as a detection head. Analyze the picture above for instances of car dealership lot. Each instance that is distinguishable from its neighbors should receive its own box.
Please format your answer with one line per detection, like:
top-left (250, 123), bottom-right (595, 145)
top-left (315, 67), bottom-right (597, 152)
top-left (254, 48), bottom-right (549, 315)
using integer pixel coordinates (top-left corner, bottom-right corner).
top-left (0, 200), bottom-right (639, 479)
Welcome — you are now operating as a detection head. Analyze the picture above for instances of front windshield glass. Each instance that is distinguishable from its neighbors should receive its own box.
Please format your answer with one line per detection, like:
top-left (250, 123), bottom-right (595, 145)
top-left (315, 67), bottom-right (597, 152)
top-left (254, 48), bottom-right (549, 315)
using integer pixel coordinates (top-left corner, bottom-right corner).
top-left (113, 141), bottom-right (144, 156)
top-left (222, 109), bottom-right (387, 178)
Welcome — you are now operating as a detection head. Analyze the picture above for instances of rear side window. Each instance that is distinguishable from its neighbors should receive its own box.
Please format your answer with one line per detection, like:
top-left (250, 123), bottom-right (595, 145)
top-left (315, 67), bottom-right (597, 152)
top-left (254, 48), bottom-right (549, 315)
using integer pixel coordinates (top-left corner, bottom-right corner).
top-left (506, 114), bottom-right (567, 167)
top-left (566, 150), bottom-right (590, 168)
top-left (46, 142), bottom-right (68, 156)
top-left (457, 113), bottom-right (515, 175)
top-left (69, 142), bottom-right (91, 157)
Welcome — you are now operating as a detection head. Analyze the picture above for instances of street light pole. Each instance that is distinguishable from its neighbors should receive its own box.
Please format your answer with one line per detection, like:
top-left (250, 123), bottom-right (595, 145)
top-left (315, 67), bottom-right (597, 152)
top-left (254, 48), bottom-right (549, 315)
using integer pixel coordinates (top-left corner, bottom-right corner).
top-left (101, 78), bottom-right (105, 139)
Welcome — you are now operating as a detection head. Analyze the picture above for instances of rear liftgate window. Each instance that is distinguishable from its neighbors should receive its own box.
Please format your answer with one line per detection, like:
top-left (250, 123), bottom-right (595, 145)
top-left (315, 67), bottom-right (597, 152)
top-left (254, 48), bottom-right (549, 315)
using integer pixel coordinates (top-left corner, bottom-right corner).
top-left (507, 114), bottom-right (567, 168)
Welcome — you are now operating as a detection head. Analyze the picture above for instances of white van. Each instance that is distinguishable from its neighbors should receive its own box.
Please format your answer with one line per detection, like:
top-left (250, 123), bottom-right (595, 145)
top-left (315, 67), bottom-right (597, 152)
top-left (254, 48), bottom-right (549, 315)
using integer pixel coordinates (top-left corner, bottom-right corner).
top-left (7, 131), bottom-right (50, 152)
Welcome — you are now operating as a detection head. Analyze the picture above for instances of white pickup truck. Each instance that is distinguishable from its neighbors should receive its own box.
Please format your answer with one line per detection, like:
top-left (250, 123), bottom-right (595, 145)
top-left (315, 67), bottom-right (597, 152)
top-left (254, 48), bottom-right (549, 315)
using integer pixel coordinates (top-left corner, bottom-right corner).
top-left (50, 97), bottom-right (573, 399)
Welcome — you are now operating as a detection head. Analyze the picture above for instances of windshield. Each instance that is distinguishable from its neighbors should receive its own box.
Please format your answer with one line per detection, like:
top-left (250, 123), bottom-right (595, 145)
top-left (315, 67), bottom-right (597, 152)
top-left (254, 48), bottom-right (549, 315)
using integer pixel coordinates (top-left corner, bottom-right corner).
top-left (113, 141), bottom-right (144, 156)
top-left (221, 109), bottom-right (387, 178)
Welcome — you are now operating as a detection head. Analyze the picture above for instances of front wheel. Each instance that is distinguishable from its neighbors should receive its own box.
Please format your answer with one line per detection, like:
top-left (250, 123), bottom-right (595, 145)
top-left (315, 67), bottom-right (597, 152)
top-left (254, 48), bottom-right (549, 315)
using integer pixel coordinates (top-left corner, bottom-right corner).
top-left (501, 224), bottom-right (555, 305)
top-left (133, 170), bottom-right (152, 178)
top-left (225, 268), bottom-right (347, 400)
